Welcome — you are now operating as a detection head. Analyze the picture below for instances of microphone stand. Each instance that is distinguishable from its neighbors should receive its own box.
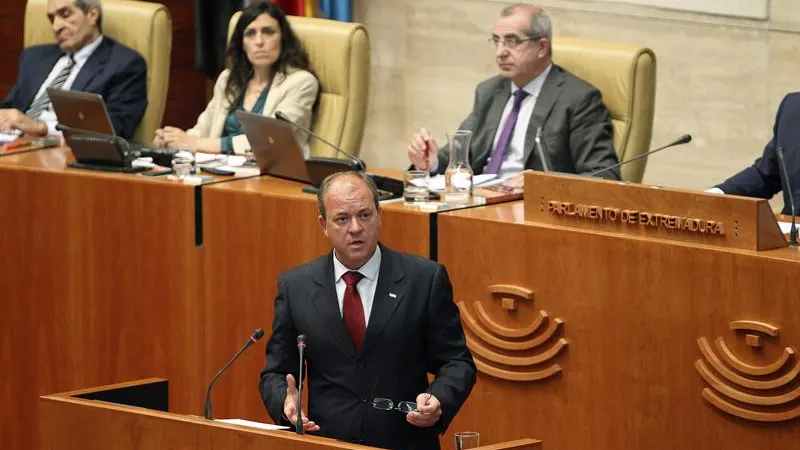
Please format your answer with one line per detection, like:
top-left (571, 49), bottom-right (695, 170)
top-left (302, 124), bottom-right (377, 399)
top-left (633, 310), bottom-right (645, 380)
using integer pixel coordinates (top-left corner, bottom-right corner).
top-left (296, 334), bottom-right (307, 435)
top-left (776, 146), bottom-right (799, 246)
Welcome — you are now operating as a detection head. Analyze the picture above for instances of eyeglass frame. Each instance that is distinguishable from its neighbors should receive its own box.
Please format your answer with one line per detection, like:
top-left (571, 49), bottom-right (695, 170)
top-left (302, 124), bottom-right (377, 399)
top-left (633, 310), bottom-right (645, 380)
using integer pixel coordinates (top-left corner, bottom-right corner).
top-left (489, 34), bottom-right (544, 50)
top-left (372, 397), bottom-right (418, 413)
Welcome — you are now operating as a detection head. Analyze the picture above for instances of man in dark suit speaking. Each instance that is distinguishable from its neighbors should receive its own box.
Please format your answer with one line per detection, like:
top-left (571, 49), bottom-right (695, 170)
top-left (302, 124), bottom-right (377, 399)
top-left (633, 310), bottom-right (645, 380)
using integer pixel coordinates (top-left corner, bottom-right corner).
top-left (708, 92), bottom-right (800, 215)
top-left (0, 0), bottom-right (147, 139)
top-left (408, 3), bottom-right (619, 182)
top-left (259, 172), bottom-right (476, 450)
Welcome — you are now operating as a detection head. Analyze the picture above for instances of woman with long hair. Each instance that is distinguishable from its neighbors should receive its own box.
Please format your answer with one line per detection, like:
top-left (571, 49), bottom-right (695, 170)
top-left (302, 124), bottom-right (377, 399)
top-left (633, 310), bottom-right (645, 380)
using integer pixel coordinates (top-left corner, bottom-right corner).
top-left (154, 2), bottom-right (318, 155)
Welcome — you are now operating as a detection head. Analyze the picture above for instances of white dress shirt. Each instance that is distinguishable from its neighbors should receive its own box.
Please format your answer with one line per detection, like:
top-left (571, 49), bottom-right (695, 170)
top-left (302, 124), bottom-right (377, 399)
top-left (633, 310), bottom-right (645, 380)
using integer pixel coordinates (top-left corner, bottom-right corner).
top-left (333, 245), bottom-right (382, 324)
top-left (486, 64), bottom-right (553, 179)
top-left (32, 35), bottom-right (104, 135)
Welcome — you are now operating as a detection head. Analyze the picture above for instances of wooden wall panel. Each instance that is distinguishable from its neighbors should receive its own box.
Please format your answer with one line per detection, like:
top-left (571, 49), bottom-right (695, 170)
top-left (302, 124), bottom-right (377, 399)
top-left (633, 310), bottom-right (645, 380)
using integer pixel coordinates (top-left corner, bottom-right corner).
top-left (438, 202), bottom-right (800, 450)
top-left (0, 160), bottom-right (205, 450)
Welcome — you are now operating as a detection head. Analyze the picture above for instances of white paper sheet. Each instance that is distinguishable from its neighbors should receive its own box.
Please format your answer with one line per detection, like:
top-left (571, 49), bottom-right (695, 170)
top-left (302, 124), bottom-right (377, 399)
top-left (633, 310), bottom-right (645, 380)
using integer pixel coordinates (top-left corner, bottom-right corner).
top-left (778, 221), bottom-right (796, 234)
top-left (216, 418), bottom-right (289, 431)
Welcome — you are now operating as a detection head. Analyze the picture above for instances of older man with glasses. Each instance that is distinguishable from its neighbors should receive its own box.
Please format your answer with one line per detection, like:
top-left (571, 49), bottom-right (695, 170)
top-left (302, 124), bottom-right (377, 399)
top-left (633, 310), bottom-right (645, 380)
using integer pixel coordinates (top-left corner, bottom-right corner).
top-left (0, 0), bottom-right (147, 139)
top-left (408, 3), bottom-right (620, 184)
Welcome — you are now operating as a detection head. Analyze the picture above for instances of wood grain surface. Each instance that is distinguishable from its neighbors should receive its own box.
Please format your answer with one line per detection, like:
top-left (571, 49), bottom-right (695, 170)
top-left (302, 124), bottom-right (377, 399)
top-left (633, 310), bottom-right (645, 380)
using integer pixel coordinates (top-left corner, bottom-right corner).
top-left (439, 200), bottom-right (800, 450)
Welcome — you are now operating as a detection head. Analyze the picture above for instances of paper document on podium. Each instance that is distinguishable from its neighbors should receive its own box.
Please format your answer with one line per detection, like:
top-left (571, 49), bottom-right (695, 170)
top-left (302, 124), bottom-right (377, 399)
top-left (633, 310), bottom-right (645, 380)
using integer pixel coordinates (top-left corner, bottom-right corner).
top-left (778, 221), bottom-right (795, 234)
top-left (216, 418), bottom-right (289, 431)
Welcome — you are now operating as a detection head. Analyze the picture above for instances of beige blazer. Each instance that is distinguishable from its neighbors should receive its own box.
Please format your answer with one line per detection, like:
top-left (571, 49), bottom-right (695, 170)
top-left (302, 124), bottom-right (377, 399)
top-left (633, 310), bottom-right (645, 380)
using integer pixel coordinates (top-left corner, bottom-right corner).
top-left (187, 67), bottom-right (319, 155)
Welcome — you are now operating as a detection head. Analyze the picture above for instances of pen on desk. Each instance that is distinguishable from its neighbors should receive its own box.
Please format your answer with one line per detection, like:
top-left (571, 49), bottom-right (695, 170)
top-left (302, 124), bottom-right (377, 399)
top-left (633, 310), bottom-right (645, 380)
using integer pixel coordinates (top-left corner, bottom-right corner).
top-left (5, 139), bottom-right (31, 150)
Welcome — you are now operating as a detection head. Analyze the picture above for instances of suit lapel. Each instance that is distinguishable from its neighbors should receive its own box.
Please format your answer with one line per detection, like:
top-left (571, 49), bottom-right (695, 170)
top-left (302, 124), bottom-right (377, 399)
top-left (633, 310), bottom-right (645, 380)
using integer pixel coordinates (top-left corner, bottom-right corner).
top-left (523, 66), bottom-right (564, 165)
top-left (310, 253), bottom-right (358, 359)
top-left (261, 70), bottom-right (287, 117)
top-left (23, 49), bottom-right (62, 109)
top-left (70, 38), bottom-right (112, 92)
top-left (473, 82), bottom-right (511, 173)
top-left (359, 246), bottom-right (406, 358)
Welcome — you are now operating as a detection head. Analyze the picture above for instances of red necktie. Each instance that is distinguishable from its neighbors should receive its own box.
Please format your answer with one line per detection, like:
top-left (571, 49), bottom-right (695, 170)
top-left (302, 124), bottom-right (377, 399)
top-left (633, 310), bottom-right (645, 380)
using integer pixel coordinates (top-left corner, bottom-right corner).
top-left (342, 271), bottom-right (366, 351)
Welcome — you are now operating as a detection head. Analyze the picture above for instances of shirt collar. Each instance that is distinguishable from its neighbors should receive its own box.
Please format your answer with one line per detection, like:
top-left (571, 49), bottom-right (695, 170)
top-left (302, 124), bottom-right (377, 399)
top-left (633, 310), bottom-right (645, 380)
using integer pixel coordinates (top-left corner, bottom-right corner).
top-left (71, 35), bottom-right (104, 65)
top-left (333, 245), bottom-right (382, 283)
top-left (511, 63), bottom-right (553, 99)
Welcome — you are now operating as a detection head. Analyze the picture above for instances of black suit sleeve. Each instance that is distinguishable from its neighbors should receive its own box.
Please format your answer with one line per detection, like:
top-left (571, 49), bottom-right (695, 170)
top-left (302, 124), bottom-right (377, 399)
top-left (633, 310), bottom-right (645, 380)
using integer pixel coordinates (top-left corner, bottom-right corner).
top-left (259, 276), bottom-right (299, 426)
top-left (716, 96), bottom-right (786, 199)
top-left (425, 264), bottom-right (477, 432)
top-left (105, 54), bottom-right (148, 139)
top-left (569, 88), bottom-right (620, 180)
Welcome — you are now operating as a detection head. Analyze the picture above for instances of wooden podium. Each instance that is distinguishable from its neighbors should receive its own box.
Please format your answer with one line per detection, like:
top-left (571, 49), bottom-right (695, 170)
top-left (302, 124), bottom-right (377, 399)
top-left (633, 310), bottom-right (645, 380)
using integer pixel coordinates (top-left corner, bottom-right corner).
top-left (40, 379), bottom-right (542, 450)
top-left (438, 171), bottom-right (800, 450)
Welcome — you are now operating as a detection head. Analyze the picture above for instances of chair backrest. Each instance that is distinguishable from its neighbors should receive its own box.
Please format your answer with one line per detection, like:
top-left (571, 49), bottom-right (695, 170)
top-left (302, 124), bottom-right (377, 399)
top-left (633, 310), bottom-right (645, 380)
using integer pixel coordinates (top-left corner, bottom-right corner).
top-left (24, 0), bottom-right (172, 142)
top-left (228, 13), bottom-right (370, 158)
top-left (553, 38), bottom-right (656, 182)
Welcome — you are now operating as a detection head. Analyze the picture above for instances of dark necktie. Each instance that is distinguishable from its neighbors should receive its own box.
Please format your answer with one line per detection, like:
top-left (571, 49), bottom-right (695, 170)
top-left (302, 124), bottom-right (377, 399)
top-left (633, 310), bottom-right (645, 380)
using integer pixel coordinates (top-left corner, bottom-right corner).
top-left (342, 271), bottom-right (366, 351)
top-left (27, 55), bottom-right (76, 120)
top-left (484, 89), bottom-right (530, 174)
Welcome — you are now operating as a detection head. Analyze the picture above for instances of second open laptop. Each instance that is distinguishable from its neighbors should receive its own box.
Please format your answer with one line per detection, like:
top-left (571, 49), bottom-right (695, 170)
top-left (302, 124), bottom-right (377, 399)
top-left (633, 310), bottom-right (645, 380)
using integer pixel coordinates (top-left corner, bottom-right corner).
top-left (235, 110), bottom-right (317, 184)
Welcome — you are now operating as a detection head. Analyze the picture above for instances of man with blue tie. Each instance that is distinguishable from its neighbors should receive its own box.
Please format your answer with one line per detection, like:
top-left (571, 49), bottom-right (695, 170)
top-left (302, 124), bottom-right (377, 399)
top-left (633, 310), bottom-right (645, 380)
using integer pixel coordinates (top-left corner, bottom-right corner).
top-left (407, 3), bottom-right (620, 182)
top-left (0, 0), bottom-right (147, 139)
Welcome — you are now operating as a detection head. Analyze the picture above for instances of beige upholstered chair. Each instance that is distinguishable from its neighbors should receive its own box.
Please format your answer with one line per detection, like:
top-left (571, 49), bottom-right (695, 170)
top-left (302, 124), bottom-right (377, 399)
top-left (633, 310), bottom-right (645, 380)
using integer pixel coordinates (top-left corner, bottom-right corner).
top-left (24, 0), bottom-right (172, 142)
top-left (228, 13), bottom-right (370, 158)
top-left (553, 38), bottom-right (656, 182)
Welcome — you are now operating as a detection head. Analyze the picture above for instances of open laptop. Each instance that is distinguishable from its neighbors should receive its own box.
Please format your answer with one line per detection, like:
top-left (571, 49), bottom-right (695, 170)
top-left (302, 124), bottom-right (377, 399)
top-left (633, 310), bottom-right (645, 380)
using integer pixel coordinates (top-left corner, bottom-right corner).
top-left (47, 89), bottom-right (116, 136)
top-left (236, 111), bottom-right (317, 184)
top-left (237, 111), bottom-right (402, 200)
top-left (48, 89), bottom-right (172, 171)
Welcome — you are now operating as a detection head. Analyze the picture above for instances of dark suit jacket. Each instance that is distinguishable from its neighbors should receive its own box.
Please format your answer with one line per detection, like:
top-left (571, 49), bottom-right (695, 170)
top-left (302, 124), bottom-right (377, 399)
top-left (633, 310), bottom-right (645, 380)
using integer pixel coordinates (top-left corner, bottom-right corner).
top-left (717, 92), bottom-right (800, 215)
top-left (259, 245), bottom-right (476, 450)
top-left (434, 64), bottom-right (620, 179)
top-left (1, 37), bottom-right (147, 139)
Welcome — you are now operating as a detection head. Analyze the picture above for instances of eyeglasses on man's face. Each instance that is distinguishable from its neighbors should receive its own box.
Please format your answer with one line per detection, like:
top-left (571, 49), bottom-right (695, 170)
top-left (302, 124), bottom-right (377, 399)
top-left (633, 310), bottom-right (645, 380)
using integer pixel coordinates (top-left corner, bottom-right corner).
top-left (372, 397), bottom-right (417, 413)
top-left (489, 35), bottom-right (541, 50)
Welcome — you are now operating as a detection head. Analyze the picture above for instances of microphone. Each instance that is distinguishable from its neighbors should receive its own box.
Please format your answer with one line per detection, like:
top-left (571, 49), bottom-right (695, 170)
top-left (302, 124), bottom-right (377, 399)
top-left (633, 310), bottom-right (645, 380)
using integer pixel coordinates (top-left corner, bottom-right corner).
top-left (775, 146), bottom-right (799, 246)
top-left (203, 328), bottom-right (265, 420)
top-left (295, 334), bottom-right (307, 435)
top-left (274, 111), bottom-right (366, 171)
top-left (534, 126), bottom-right (551, 172)
top-left (589, 134), bottom-right (693, 178)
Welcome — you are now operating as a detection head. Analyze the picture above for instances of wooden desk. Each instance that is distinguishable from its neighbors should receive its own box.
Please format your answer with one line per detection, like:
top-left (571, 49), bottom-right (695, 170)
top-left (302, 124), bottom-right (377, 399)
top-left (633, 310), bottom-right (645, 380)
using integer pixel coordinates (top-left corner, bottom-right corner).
top-left (439, 201), bottom-right (800, 450)
top-left (0, 153), bottom-right (522, 450)
top-left (0, 148), bottom-right (205, 450)
top-left (39, 378), bottom-right (542, 450)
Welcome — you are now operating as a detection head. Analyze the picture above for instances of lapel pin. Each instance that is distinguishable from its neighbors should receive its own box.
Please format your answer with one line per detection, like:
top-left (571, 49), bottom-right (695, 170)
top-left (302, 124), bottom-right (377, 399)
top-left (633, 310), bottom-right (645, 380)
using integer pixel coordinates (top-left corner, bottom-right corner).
top-left (389, 293), bottom-right (397, 298)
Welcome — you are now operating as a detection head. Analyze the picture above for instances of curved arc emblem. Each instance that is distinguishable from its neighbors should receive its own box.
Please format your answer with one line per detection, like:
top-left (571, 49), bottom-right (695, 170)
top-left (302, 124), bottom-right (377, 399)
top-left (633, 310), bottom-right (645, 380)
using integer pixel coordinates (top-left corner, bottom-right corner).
top-left (695, 320), bottom-right (800, 422)
top-left (458, 284), bottom-right (568, 382)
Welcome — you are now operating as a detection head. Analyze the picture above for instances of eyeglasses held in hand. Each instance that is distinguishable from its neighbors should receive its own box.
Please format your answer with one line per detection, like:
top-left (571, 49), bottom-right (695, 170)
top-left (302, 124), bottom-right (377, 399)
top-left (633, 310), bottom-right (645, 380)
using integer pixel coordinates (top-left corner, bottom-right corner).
top-left (372, 398), bottom-right (417, 413)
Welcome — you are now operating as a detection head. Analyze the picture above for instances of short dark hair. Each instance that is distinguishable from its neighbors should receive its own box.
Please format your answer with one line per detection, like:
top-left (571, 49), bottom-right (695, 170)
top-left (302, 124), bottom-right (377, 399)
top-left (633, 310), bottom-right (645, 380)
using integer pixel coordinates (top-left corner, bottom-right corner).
top-left (317, 172), bottom-right (380, 219)
top-left (225, 1), bottom-right (315, 110)
top-left (74, 0), bottom-right (103, 32)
